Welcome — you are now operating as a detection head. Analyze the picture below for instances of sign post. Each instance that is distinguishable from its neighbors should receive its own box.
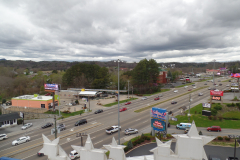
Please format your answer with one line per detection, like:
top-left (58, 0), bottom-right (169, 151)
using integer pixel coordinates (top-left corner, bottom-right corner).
top-left (151, 108), bottom-right (167, 137)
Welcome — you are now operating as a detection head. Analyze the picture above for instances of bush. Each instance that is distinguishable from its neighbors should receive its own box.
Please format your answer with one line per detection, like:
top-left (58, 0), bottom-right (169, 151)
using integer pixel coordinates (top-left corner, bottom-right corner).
top-left (17, 119), bottom-right (23, 125)
top-left (224, 137), bottom-right (230, 141)
top-left (214, 105), bottom-right (222, 111)
top-left (127, 140), bottom-right (133, 149)
top-left (199, 112), bottom-right (201, 114)
top-left (208, 116), bottom-right (212, 120)
top-left (124, 147), bottom-right (129, 152)
top-left (232, 103), bottom-right (236, 106)
top-left (218, 116), bottom-right (223, 121)
top-left (2, 99), bottom-right (6, 104)
top-left (146, 137), bottom-right (150, 140)
top-left (166, 134), bottom-right (172, 138)
top-left (227, 104), bottom-right (232, 107)
top-left (199, 131), bottom-right (202, 135)
top-left (133, 141), bottom-right (137, 146)
top-left (211, 109), bottom-right (217, 116)
top-left (236, 103), bottom-right (240, 107)
top-left (218, 136), bottom-right (223, 140)
top-left (213, 116), bottom-right (217, 120)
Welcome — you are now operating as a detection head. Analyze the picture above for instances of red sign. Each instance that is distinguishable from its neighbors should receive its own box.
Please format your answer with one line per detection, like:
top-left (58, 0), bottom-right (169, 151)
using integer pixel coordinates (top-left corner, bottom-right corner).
top-left (212, 96), bottom-right (221, 101)
top-left (210, 90), bottom-right (223, 96)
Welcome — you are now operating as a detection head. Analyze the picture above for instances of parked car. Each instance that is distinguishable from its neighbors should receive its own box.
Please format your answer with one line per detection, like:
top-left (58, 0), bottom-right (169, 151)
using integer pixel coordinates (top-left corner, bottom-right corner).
top-left (106, 126), bottom-right (121, 134)
top-left (125, 102), bottom-right (131, 105)
top-left (208, 87), bottom-right (211, 90)
top-left (0, 134), bottom-right (8, 141)
top-left (229, 80), bottom-right (231, 82)
top-left (208, 155), bottom-right (221, 160)
top-left (198, 93), bottom-right (203, 96)
top-left (215, 84), bottom-right (218, 86)
top-left (226, 157), bottom-right (238, 160)
top-left (75, 119), bottom-right (87, 126)
top-left (154, 97), bottom-right (160, 100)
top-left (12, 136), bottom-right (30, 146)
top-left (207, 126), bottom-right (221, 132)
top-left (176, 123), bottom-right (191, 130)
top-left (188, 89), bottom-right (192, 91)
top-left (125, 128), bottom-right (138, 135)
top-left (142, 97), bottom-right (147, 100)
top-left (94, 109), bottom-right (103, 114)
top-left (174, 90), bottom-right (178, 93)
top-left (184, 86), bottom-right (188, 88)
top-left (69, 150), bottom-right (80, 159)
top-left (41, 122), bottom-right (53, 129)
top-left (21, 123), bottom-right (33, 130)
top-left (37, 152), bottom-right (44, 157)
top-left (171, 101), bottom-right (177, 104)
top-left (218, 80), bottom-right (221, 82)
top-left (119, 107), bottom-right (127, 112)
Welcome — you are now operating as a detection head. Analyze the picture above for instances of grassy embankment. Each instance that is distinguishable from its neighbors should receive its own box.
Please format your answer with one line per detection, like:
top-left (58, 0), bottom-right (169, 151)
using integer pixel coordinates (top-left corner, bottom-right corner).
top-left (103, 98), bottom-right (138, 107)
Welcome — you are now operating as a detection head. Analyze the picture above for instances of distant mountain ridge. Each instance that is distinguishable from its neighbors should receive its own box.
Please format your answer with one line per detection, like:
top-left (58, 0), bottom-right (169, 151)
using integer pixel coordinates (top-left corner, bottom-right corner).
top-left (0, 58), bottom-right (6, 61)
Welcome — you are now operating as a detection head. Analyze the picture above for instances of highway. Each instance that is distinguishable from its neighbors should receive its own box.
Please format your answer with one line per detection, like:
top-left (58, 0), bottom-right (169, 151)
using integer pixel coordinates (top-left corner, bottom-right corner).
top-left (0, 77), bottom-right (235, 159)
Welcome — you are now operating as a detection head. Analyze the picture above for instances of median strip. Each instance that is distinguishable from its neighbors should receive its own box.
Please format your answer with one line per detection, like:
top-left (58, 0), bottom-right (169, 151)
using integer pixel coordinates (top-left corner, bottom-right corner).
top-left (134, 86), bottom-right (208, 113)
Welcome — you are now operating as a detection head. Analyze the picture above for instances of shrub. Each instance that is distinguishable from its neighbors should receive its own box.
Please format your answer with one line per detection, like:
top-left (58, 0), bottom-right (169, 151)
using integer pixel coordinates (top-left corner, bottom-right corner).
top-left (236, 103), bottom-right (240, 107)
top-left (232, 103), bottom-right (236, 106)
top-left (17, 119), bottom-right (23, 125)
top-left (224, 137), bottom-right (230, 141)
top-left (213, 116), bottom-right (217, 120)
top-left (137, 139), bottom-right (141, 144)
top-left (218, 136), bottom-right (223, 140)
top-left (218, 116), bottom-right (223, 121)
top-left (146, 137), bottom-right (150, 140)
top-left (124, 147), bottom-right (129, 152)
top-left (227, 104), bottom-right (232, 107)
top-left (208, 116), bottom-right (212, 120)
top-left (133, 141), bottom-right (137, 146)
top-left (195, 111), bottom-right (197, 114)
top-left (166, 134), bottom-right (172, 138)
top-left (199, 131), bottom-right (203, 135)
top-left (198, 112), bottom-right (201, 114)
top-left (214, 105), bottom-right (222, 111)
top-left (211, 109), bottom-right (217, 116)
top-left (127, 140), bottom-right (133, 149)
top-left (2, 99), bottom-right (6, 104)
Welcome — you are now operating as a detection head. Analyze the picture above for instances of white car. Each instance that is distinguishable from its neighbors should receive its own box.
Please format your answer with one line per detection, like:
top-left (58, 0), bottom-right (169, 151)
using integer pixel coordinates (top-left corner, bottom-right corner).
top-left (125, 128), bottom-right (138, 135)
top-left (184, 86), bottom-right (188, 88)
top-left (174, 90), bottom-right (178, 93)
top-left (193, 86), bottom-right (196, 89)
top-left (21, 123), bottom-right (33, 130)
top-left (12, 136), bottom-right (30, 146)
top-left (69, 150), bottom-right (80, 159)
top-left (106, 125), bottom-right (121, 134)
top-left (0, 134), bottom-right (8, 141)
top-left (142, 97), bottom-right (147, 100)
top-left (226, 84), bottom-right (230, 87)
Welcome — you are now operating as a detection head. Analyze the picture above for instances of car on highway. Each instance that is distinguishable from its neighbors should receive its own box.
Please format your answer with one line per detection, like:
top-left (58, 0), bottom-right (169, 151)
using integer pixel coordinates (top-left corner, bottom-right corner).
top-left (0, 134), bottom-right (8, 141)
top-left (184, 86), bottom-right (188, 88)
top-left (106, 125), bottom-right (121, 134)
top-left (171, 101), bottom-right (177, 104)
top-left (219, 83), bottom-right (222, 86)
top-left (176, 123), bottom-right (191, 130)
top-left (192, 84), bottom-right (195, 86)
top-left (37, 152), bottom-right (44, 157)
top-left (125, 101), bottom-right (131, 105)
top-left (94, 109), bottom-right (103, 114)
top-left (184, 127), bottom-right (190, 134)
top-left (193, 86), bottom-right (196, 89)
top-left (173, 90), bottom-right (178, 93)
top-left (12, 136), bottom-right (30, 146)
top-left (142, 97), bottom-right (147, 100)
top-left (53, 124), bottom-right (66, 133)
top-left (75, 119), bottom-right (87, 126)
top-left (188, 89), bottom-right (192, 91)
top-left (215, 84), bottom-right (218, 86)
top-left (154, 97), bottom-right (160, 100)
top-left (226, 84), bottom-right (230, 87)
top-left (119, 107), bottom-right (127, 112)
top-left (41, 122), bottom-right (53, 129)
top-left (207, 126), bottom-right (221, 132)
top-left (69, 150), bottom-right (80, 159)
top-left (125, 128), bottom-right (138, 135)
top-left (158, 94), bottom-right (163, 97)
top-left (198, 93), bottom-right (203, 96)
top-left (204, 83), bottom-right (207, 85)
top-left (21, 123), bottom-right (33, 130)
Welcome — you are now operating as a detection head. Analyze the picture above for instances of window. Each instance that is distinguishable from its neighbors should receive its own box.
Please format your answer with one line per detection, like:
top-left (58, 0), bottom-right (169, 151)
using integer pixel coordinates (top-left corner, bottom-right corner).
top-left (10, 120), bottom-right (13, 124)
top-left (41, 104), bottom-right (45, 108)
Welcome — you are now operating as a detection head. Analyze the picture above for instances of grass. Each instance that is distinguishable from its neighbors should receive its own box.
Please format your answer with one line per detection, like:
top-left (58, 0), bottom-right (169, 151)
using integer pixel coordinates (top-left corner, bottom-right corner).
top-left (44, 110), bottom-right (85, 119)
top-left (143, 89), bottom-right (170, 96)
top-left (122, 133), bottom-right (153, 146)
top-left (208, 141), bottom-right (239, 147)
top-left (222, 79), bottom-right (233, 82)
top-left (222, 111), bottom-right (240, 120)
top-left (175, 83), bottom-right (195, 88)
top-left (194, 78), bottom-right (213, 82)
top-left (169, 103), bottom-right (240, 129)
top-left (134, 86), bottom-right (208, 113)
top-left (103, 98), bottom-right (138, 107)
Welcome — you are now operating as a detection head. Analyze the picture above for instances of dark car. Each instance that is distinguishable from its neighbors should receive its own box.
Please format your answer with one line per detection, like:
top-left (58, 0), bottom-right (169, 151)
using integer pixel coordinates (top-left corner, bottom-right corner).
top-left (41, 122), bottom-right (53, 129)
top-left (209, 155), bottom-right (221, 160)
top-left (75, 119), bottom-right (87, 126)
top-left (219, 83), bottom-right (222, 86)
top-left (94, 109), bottom-right (103, 114)
top-left (37, 152), bottom-right (44, 157)
top-left (171, 101), bottom-right (177, 104)
top-left (52, 124), bottom-right (66, 133)
top-left (204, 83), bottom-right (207, 85)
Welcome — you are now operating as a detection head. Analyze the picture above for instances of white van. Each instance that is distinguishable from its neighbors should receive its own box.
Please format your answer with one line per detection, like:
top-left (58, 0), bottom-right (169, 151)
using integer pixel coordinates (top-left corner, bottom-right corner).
top-left (176, 123), bottom-right (191, 130)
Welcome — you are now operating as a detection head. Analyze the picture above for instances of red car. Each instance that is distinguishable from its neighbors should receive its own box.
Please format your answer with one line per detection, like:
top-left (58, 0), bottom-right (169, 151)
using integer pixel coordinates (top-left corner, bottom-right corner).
top-left (125, 102), bottom-right (131, 105)
top-left (45, 93), bottom-right (51, 96)
top-left (119, 107), bottom-right (127, 112)
top-left (207, 126), bottom-right (221, 132)
top-left (188, 89), bottom-right (192, 91)
top-left (154, 97), bottom-right (160, 100)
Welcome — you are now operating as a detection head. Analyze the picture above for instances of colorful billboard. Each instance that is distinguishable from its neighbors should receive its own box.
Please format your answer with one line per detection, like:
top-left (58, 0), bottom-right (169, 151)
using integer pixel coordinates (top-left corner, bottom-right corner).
top-left (202, 103), bottom-right (211, 108)
top-left (151, 107), bottom-right (167, 132)
top-left (231, 73), bottom-right (240, 78)
top-left (210, 90), bottom-right (223, 96)
top-left (212, 96), bottom-right (221, 101)
top-left (44, 84), bottom-right (59, 91)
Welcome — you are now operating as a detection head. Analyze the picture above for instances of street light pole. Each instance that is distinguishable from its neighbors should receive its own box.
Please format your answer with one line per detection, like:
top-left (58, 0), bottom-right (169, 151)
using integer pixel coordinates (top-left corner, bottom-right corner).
top-left (188, 94), bottom-right (191, 123)
top-left (127, 80), bottom-right (130, 99)
top-left (117, 59), bottom-right (120, 145)
top-left (213, 59), bottom-right (216, 88)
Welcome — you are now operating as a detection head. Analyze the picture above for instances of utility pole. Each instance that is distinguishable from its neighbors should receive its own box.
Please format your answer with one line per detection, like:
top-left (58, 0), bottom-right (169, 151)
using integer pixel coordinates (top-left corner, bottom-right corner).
top-left (127, 80), bottom-right (130, 98)
top-left (132, 86), bottom-right (133, 98)
top-left (88, 95), bottom-right (90, 111)
top-left (54, 115), bottom-right (57, 139)
top-left (188, 94), bottom-right (191, 123)
top-left (117, 59), bottom-right (120, 145)
top-left (76, 133), bottom-right (87, 146)
top-left (213, 59), bottom-right (216, 87)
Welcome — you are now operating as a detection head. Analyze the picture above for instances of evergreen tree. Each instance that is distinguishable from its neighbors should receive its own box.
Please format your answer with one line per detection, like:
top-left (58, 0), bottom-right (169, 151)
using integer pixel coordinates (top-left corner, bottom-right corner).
top-left (127, 140), bottom-right (133, 149)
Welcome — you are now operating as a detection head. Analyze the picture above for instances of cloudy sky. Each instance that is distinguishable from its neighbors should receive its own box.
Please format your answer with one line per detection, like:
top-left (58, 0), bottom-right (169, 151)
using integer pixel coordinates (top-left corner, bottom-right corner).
top-left (0, 0), bottom-right (240, 63)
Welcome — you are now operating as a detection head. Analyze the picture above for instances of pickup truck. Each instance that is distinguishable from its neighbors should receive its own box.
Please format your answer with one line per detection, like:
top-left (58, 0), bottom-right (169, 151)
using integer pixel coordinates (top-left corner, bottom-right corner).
top-left (226, 157), bottom-right (238, 160)
top-left (106, 126), bottom-right (121, 134)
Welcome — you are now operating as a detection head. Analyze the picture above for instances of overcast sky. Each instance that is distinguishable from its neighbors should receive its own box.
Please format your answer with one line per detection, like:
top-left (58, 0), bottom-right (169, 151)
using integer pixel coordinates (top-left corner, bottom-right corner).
top-left (0, 0), bottom-right (240, 63)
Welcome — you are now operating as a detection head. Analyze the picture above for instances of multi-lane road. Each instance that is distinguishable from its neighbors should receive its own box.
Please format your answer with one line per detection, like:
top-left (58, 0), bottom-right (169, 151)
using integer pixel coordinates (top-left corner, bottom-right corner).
top-left (0, 77), bottom-right (235, 160)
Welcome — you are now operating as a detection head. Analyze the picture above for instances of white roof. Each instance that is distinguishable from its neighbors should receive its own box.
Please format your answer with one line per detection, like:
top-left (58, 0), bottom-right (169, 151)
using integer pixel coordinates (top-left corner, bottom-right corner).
top-left (14, 95), bottom-right (53, 101)
top-left (79, 91), bottom-right (97, 95)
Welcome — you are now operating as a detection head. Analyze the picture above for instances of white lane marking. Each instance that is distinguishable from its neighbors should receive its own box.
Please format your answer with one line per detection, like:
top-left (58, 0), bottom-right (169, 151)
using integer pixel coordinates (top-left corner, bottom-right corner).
top-left (91, 137), bottom-right (96, 139)
top-left (135, 118), bottom-right (141, 121)
top-left (108, 112), bottom-right (114, 114)
top-left (91, 122), bottom-right (97, 124)
top-left (143, 120), bottom-right (149, 123)
top-left (88, 118), bottom-right (94, 120)
top-left (94, 140), bottom-right (103, 145)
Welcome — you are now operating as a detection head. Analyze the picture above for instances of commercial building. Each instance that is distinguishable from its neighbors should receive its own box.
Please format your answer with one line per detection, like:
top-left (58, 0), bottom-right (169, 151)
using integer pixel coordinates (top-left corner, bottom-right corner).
top-left (206, 69), bottom-right (220, 75)
top-left (11, 94), bottom-right (59, 110)
top-left (157, 68), bottom-right (168, 84)
top-left (0, 112), bottom-right (20, 128)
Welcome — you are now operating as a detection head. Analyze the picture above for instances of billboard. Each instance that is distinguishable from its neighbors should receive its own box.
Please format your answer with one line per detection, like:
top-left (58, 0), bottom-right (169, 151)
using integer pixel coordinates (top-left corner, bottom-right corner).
top-left (210, 90), bottom-right (223, 96)
top-left (231, 73), bottom-right (240, 78)
top-left (44, 84), bottom-right (59, 91)
top-left (212, 96), bottom-right (221, 101)
top-left (151, 107), bottom-right (167, 132)
top-left (202, 103), bottom-right (211, 108)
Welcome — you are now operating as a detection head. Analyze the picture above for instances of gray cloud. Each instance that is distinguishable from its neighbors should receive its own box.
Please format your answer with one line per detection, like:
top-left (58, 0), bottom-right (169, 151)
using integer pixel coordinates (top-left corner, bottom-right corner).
top-left (0, 0), bottom-right (240, 63)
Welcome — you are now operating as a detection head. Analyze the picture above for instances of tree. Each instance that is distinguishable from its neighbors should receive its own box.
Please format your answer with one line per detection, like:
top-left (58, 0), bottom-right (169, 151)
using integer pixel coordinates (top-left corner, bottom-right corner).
top-left (52, 70), bottom-right (58, 74)
top-left (127, 140), bottom-right (133, 149)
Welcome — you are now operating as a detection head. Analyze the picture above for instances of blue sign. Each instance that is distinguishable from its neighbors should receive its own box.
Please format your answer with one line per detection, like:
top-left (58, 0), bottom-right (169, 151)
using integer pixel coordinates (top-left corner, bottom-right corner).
top-left (44, 84), bottom-right (59, 91)
top-left (151, 108), bottom-right (167, 132)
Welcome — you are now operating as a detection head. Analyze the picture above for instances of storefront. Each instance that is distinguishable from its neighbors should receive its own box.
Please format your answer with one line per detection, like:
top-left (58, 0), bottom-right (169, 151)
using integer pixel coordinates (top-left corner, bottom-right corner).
top-left (0, 112), bottom-right (20, 128)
